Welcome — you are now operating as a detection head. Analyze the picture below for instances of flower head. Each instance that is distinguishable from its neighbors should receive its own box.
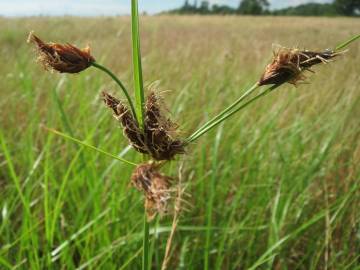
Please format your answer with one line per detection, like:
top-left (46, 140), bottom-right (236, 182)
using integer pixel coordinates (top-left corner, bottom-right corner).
top-left (27, 31), bottom-right (95, 73)
top-left (259, 46), bottom-right (344, 86)
top-left (102, 91), bottom-right (147, 154)
top-left (131, 162), bottom-right (173, 220)
top-left (144, 91), bottom-right (185, 160)
top-left (102, 90), bottom-right (185, 161)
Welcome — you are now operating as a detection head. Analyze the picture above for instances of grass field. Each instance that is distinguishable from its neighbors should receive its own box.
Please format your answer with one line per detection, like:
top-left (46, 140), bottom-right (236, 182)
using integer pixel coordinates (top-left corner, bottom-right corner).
top-left (0, 15), bottom-right (360, 269)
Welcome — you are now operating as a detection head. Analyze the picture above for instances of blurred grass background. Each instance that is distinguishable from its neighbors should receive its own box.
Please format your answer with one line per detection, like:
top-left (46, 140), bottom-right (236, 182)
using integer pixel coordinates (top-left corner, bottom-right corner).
top-left (0, 16), bottom-right (359, 269)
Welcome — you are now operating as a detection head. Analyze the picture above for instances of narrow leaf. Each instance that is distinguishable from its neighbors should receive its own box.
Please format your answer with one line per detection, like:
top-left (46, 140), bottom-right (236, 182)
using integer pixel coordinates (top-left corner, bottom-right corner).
top-left (335, 33), bottom-right (360, 51)
top-left (46, 128), bottom-right (137, 166)
top-left (131, 0), bottom-right (145, 129)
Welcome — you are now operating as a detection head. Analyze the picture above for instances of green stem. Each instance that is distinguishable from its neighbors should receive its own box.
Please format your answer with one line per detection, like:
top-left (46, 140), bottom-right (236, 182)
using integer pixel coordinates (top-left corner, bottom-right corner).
top-left (91, 62), bottom-right (137, 120)
top-left (204, 127), bottom-right (222, 270)
top-left (46, 128), bottom-right (138, 166)
top-left (188, 85), bottom-right (279, 143)
top-left (335, 33), bottom-right (360, 51)
top-left (130, 1), bottom-right (149, 269)
top-left (142, 215), bottom-right (150, 270)
top-left (131, 0), bottom-right (145, 129)
top-left (187, 82), bottom-right (259, 142)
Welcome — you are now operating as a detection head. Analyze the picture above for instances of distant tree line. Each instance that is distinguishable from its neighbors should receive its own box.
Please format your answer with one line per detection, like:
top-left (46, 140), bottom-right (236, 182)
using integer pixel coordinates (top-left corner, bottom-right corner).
top-left (167, 0), bottom-right (360, 16)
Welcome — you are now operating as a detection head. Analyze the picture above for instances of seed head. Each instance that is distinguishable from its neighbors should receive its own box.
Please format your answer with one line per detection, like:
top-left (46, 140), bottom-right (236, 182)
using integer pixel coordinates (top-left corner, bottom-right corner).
top-left (102, 91), bottom-right (185, 161)
top-left (27, 31), bottom-right (95, 74)
top-left (102, 91), bottom-right (147, 154)
top-left (131, 162), bottom-right (172, 220)
top-left (144, 91), bottom-right (186, 160)
top-left (259, 46), bottom-right (344, 86)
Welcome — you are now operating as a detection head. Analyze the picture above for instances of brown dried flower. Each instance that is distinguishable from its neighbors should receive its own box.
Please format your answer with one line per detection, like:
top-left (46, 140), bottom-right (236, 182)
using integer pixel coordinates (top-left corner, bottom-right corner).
top-left (144, 91), bottom-right (185, 160)
top-left (27, 31), bottom-right (95, 73)
top-left (131, 162), bottom-right (172, 220)
top-left (259, 46), bottom-right (343, 86)
top-left (102, 92), bottom-right (147, 154)
top-left (102, 91), bottom-right (185, 161)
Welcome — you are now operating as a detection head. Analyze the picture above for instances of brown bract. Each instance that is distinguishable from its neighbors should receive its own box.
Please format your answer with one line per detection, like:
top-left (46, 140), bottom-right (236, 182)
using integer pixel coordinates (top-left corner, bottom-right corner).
top-left (102, 91), bottom-right (185, 161)
top-left (131, 162), bottom-right (172, 221)
top-left (27, 31), bottom-right (95, 73)
top-left (259, 47), bottom-right (343, 86)
top-left (144, 92), bottom-right (185, 160)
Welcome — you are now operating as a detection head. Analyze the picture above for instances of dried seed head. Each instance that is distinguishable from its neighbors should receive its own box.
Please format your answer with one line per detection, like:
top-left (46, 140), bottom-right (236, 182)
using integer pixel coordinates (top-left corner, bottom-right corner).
top-left (144, 91), bottom-right (186, 160)
top-left (102, 91), bottom-right (147, 154)
top-left (259, 46), bottom-right (343, 86)
top-left (27, 31), bottom-right (95, 74)
top-left (102, 90), bottom-right (185, 161)
top-left (131, 162), bottom-right (172, 220)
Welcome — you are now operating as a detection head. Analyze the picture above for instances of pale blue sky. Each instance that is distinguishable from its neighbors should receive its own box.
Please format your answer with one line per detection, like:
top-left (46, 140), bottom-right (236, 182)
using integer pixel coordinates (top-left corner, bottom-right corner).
top-left (0, 0), bottom-right (331, 16)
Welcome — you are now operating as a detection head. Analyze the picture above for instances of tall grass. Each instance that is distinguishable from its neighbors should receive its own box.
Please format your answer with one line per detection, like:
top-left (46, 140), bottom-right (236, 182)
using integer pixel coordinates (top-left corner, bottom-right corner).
top-left (0, 16), bottom-right (359, 269)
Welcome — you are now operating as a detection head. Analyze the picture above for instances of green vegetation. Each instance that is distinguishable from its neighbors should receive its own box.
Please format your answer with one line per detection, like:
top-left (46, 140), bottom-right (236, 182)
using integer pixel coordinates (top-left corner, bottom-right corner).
top-left (169, 0), bottom-right (360, 16)
top-left (0, 15), bottom-right (360, 269)
top-left (272, 3), bottom-right (338, 16)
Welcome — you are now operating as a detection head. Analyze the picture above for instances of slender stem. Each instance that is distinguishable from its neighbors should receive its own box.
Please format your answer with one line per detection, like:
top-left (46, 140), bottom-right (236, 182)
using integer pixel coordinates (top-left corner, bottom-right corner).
top-left (131, 0), bottom-right (145, 129)
top-left (130, 1), bottom-right (150, 269)
top-left (142, 214), bottom-right (150, 270)
top-left (187, 83), bottom-right (259, 142)
top-left (204, 128), bottom-right (221, 270)
top-left (91, 62), bottom-right (137, 120)
top-left (335, 33), bottom-right (360, 51)
top-left (188, 85), bottom-right (279, 143)
top-left (46, 128), bottom-right (138, 166)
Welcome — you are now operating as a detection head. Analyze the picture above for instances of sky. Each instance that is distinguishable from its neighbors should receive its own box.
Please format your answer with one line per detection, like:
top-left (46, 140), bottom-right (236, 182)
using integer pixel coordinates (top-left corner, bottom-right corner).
top-left (0, 0), bottom-right (332, 17)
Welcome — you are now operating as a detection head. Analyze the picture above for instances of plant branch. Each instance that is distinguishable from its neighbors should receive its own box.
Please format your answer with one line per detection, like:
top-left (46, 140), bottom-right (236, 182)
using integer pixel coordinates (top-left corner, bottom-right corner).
top-left (91, 62), bottom-right (137, 120)
top-left (188, 85), bottom-right (279, 143)
top-left (335, 33), bottom-right (360, 51)
top-left (187, 82), bottom-right (259, 142)
top-left (45, 127), bottom-right (138, 166)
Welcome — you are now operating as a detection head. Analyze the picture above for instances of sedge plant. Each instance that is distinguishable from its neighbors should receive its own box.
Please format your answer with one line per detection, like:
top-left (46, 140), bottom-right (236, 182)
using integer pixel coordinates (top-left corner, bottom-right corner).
top-left (27, 5), bottom-right (360, 269)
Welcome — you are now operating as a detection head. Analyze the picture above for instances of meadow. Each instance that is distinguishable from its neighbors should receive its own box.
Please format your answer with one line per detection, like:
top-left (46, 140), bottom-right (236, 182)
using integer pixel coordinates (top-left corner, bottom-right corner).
top-left (0, 15), bottom-right (359, 269)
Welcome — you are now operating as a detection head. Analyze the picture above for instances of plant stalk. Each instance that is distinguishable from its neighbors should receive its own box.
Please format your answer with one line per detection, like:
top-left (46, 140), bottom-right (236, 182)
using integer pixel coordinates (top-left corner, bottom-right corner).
top-left (46, 128), bottom-right (138, 166)
top-left (91, 62), bottom-right (137, 120)
top-left (188, 85), bottom-right (279, 143)
top-left (142, 214), bottom-right (150, 270)
top-left (131, 0), bottom-right (145, 129)
top-left (335, 33), bottom-right (360, 51)
top-left (187, 83), bottom-right (259, 142)
top-left (130, 1), bottom-right (150, 269)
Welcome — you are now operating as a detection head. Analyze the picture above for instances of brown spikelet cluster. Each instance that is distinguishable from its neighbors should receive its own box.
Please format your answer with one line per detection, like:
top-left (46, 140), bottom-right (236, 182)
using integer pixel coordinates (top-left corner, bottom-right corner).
top-left (131, 162), bottom-right (172, 220)
top-left (102, 92), bottom-right (147, 154)
top-left (144, 92), bottom-right (185, 160)
top-left (102, 91), bottom-right (185, 160)
top-left (27, 31), bottom-right (95, 73)
top-left (259, 46), bottom-right (344, 86)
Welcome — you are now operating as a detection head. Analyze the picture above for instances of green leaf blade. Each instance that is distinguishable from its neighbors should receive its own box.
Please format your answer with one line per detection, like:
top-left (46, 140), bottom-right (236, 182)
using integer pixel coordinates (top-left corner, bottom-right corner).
top-left (131, 0), bottom-right (145, 130)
